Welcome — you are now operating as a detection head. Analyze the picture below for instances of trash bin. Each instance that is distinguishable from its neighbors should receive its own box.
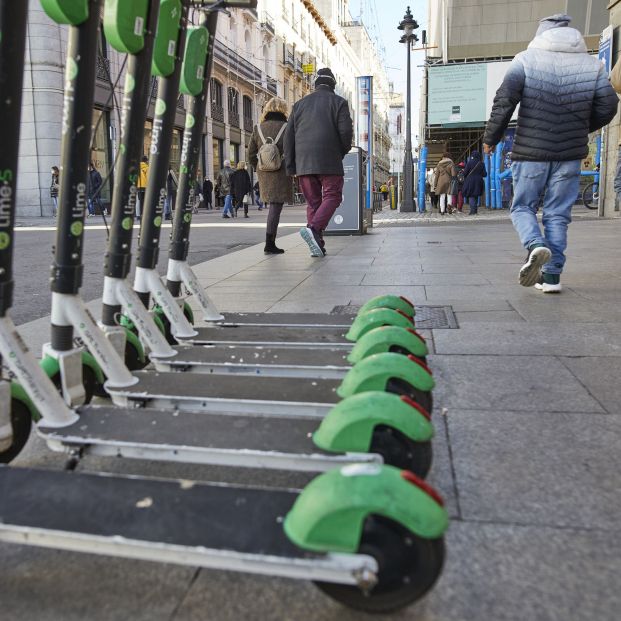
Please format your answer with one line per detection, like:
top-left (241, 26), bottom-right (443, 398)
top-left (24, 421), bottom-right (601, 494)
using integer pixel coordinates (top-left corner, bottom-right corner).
top-left (325, 147), bottom-right (371, 236)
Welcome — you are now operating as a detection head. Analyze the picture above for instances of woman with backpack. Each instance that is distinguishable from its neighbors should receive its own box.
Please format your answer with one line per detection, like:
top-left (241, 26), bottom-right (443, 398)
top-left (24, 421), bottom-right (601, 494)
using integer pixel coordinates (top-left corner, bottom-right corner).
top-left (248, 97), bottom-right (292, 254)
top-left (462, 150), bottom-right (487, 215)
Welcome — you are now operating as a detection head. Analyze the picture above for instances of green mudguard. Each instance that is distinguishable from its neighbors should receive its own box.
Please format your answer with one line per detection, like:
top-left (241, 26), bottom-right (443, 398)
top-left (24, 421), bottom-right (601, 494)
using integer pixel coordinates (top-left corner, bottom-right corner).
top-left (104, 0), bottom-right (149, 54)
top-left (313, 392), bottom-right (433, 453)
top-left (337, 352), bottom-right (434, 399)
top-left (358, 294), bottom-right (415, 318)
top-left (347, 325), bottom-right (428, 364)
top-left (346, 307), bottom-right (414, 342)
top-left (40, 0), bottom-right (89, 25)
top-left (40, 351), bottom-right (105, 387)
top-left (284, 464), bottom-right (448, 553)
top-left (152, 0), bottom-right (182, 77)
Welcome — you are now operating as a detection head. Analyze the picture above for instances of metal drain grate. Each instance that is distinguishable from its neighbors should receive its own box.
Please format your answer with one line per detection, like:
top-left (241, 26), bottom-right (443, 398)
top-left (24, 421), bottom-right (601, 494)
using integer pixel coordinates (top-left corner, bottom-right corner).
top-left (330, 305), bottom-right (458, 329)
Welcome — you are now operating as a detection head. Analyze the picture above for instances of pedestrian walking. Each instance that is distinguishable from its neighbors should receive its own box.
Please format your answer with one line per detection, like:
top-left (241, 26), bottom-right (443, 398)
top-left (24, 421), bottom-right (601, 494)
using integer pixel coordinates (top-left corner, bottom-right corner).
top-left (164, 166), bottom-right (177, 220)
top-left (433, 152), bottom-right (456, 215)
top-left (231, 161), bottom-right (252, 218)
top-left (203, 177), bottom-right (213, 210)
top-left (484, 13), bottom-right (617, 292)
top-left (456, 162), bottom-right (465, 212)
top-left (50, 166), bottom-right (60, 216)
top-left (427, 170), bottom-right (439, 211)
top-left (609, 57), bottom-right (621, 202)
top-left (284, 67), bottom-right (353, 257)
top-left (86, 162), bottom-right (103, 217)
top-left (136, 155), bottom-right (148, 221)
top-left (253, 181), bottom-right (264, 210)
top-left (216, 160), bottom-right (235, 218)
top-left (248, 97), bottom-right (292, 253)
top-left (214, 181), bottom-right (221, 208)
top-left (462, 151), bottom-right (486, 215)
top-left (380, 183), bottom-right (388, 202)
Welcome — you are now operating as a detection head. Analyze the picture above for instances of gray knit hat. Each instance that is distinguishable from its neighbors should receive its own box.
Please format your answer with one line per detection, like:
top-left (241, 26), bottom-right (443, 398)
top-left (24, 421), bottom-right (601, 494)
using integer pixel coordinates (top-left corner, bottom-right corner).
top-left (536, 13), bottom-right (571, 35)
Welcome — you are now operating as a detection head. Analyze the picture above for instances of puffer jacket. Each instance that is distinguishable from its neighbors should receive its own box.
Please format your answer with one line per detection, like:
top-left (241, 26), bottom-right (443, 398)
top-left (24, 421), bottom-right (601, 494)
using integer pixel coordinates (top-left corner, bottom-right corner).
top-left (484, 26), bottom-right (618, 161)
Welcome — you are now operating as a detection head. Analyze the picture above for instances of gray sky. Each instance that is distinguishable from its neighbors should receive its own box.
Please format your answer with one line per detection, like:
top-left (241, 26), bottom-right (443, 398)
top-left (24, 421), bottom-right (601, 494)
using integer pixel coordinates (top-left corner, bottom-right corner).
top-left (348, 0), bottom-right (428, 147)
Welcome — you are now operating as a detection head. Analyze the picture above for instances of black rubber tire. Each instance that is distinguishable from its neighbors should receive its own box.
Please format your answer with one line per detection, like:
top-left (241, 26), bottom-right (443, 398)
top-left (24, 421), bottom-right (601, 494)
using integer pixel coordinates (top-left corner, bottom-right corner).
top-left (0, 399), bottom-right (33, 464)
top-left (157, 313), bottom-right (176, 346)
top-left (370, 426), bottom-right (433, 478)
top-left (50, 364), bottom-right (98, 404)
top-left (314, 516), bottom-right (445, 613)
top-left (582, 182), bottom-right (598, 210)
top-left (386, 378), bottom-right (433, 414)
top-left (125, 339), bottom-right (148, 371)
top-left (389, 345), bottom-right (427, 364)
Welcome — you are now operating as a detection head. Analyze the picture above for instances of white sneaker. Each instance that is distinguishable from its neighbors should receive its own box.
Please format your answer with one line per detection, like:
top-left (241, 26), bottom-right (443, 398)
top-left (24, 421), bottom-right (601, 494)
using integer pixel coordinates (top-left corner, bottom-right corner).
top-left (535, 281), bottom-right (562, 293)
top-left (519, 246), bottom-right (551, 287)
top-left (300, 227), bottom-right (323, 257)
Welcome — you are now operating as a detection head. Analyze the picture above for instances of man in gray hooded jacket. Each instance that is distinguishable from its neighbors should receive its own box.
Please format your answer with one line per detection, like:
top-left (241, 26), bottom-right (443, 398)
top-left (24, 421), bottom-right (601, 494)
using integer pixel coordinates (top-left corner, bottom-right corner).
top-left (484, 14), bottom-right (617, 293)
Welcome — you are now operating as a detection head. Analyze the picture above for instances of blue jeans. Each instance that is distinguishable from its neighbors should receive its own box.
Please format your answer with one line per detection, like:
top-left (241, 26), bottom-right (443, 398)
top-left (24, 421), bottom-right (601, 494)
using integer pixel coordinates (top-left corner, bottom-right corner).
top-left (222, 193), bottom-right (233, 217)
top-left (164, 195), bottom-right (174, 218)
top-left (510, 160), bottom-right (581, 275)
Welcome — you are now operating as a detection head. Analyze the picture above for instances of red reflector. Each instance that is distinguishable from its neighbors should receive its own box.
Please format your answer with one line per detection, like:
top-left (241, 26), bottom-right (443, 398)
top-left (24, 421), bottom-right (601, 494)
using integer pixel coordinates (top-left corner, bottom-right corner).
top-left (399, 395), bottom-right (431, 421)
top-left (407, 354), bottom-right (433, 375)
top-left (406, 328), bottom-right (426, 343)
top-left (401, 471), bottom-right (445, 507)
top-left (399, 295), bottom-right (414, 309)
top-left (397, 309), bottom-right (414, 323)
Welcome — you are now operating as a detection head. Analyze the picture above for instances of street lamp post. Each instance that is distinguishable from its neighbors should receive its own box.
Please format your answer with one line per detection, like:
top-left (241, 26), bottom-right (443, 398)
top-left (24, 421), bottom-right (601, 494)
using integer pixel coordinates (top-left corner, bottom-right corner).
top-left (398, 6), bottom-right (418, 212)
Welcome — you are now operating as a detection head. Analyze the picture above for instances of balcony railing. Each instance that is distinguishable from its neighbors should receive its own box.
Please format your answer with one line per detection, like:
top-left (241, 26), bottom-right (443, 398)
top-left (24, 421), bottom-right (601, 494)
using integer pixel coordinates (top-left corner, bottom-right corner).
top-left (243, 116), bottom-right (254, 132)
top-left (211, 102), bottom-right (224, 123)
top-left (214, 39), bottom-right (262, 83)
top-left (229, 110), bottom-right (240, 128)
top-left (267, 77), bottom-right (278, 95)
top-left (96, 54), bottom-right (110, 82)
top-left (261, 12), bottom-right (275, 35)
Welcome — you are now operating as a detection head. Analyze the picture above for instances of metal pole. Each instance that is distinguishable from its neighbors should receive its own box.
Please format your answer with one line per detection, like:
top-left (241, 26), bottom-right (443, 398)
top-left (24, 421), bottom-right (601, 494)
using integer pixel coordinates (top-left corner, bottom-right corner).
top-left (401, 37), bottom-right (414, 212)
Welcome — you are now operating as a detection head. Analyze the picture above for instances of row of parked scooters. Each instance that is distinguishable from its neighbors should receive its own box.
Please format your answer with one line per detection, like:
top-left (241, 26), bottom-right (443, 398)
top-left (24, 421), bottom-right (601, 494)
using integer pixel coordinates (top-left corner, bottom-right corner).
top-left (0, 0), bottom-right (448, 613)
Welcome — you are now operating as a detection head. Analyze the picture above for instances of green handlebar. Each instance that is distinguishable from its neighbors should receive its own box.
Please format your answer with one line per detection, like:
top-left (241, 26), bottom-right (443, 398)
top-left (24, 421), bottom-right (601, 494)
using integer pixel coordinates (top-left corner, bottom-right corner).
top-left (40, 0), bottom-right (89, 25)
top-left (284, 464), bottom-right (448, 553)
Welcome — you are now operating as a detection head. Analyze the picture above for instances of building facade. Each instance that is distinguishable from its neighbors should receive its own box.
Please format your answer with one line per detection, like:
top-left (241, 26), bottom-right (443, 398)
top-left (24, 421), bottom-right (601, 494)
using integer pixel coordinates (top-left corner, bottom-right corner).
top-left (19, 0), bottom-right (393, 216)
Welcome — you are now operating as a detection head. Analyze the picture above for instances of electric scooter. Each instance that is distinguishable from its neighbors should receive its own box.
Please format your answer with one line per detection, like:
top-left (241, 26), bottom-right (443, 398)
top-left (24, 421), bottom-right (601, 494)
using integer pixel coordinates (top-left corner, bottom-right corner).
top-left (2, 0), bottom-right (434, 478)
top-left (0, 5), bottom-right (448, 611)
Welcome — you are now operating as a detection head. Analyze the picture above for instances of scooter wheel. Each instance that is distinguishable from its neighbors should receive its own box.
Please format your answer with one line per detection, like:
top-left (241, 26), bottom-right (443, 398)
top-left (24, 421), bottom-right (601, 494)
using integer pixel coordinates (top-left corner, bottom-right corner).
top-left (49, 364), bottom-right (99, 404)
top-left (314, 516), bottom-right (445, 613)
top-left (389, 345), bottom-right (426, 364)
top-left (369, 426), bottom-right (432, 478)
top-left (157, 303), bottom-right (195, 345)
top-left (386, 378), bottom-right (433, 414)
top-left (125, 339), bottom-right (148, 371)
top-left (0, 398), bottom-right (33, 464)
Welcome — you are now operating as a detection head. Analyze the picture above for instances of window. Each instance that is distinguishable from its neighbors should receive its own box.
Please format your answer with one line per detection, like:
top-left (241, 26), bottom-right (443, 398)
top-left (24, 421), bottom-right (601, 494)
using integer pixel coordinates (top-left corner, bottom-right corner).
top-left (210, 79), bottom-right (223, 106)
top-left (228, 87), bottom-right (239, 114)
top-left (91, 109), bottom-right (111, 202)
top-left (213, 138), bottom-right (223, 174)
top-left (229, 142), bottom-right (240, 164)
top-left (243, 95), bottom-right (253, 120)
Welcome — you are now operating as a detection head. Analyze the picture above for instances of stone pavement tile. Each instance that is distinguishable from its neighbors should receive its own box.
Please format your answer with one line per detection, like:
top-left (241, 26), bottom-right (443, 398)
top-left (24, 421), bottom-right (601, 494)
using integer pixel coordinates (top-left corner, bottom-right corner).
top-left (172, 522), bottom-right (621, 621)
top-left (455, 310), bottom-right (524, 323)
top-left (560, 356), bottom-right (621, 415)
top-left (267, 300), bottom-right (339, 313)
top-left (0, 543), bottom-right (193, 621)
top-left (448, 410), bottom-right (621, 529)
top-left (433, 323), bottom-right (621, 356)
top-left (362, 272), bottom-right (491, 286)
top-left (510, 297), bottom-right (621, 323)
top-left (432, 354), bottom-right (603, 412)
top-left (424, 284), bottom-right (506, 299)
top-left (424, 298), bottom-right (514, 312)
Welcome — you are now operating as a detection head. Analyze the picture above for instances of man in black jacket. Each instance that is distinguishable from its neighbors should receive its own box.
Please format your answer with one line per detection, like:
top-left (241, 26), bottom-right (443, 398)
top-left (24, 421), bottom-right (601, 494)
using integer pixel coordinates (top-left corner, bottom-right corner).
top-left (483, 14), bottom-right (617, 293)
top-left (284, 68), bottom-right (353, 256)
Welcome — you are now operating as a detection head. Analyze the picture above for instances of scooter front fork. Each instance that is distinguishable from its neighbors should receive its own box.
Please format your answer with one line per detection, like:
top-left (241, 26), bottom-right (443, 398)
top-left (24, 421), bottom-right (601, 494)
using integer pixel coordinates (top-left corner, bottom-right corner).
top-left (167, 259), bottom-right (224, 323)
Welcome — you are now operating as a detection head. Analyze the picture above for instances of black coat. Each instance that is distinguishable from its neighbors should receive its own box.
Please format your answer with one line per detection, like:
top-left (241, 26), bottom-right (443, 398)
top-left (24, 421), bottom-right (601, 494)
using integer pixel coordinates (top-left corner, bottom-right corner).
top-left (284, 85), bottom-right (353, 176)
top-left (203, 179), bottom-right (213, 197)
top-left (231, 169), bottom-right (252, 204)
top-left (87, 168), bottom-right (102, 199)
top-left (462, 156), bottom-right (487, 198)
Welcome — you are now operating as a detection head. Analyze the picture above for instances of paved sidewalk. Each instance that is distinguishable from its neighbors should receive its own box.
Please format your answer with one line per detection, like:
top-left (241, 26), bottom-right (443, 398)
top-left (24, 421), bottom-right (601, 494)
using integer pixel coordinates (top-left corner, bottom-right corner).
top-left (3, 217), bottom-right (621, 621)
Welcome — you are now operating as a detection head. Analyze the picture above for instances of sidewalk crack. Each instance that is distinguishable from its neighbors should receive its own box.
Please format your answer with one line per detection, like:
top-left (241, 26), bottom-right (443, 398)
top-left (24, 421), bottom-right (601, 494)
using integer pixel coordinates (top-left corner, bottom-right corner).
top-left (169, 567), bottom-right (202, 621)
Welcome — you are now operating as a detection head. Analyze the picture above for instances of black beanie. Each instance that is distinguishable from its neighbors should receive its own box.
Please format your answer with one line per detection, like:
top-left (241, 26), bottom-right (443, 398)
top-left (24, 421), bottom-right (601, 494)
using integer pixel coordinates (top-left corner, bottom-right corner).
top-left (315, 67), bottom-right (336, 90)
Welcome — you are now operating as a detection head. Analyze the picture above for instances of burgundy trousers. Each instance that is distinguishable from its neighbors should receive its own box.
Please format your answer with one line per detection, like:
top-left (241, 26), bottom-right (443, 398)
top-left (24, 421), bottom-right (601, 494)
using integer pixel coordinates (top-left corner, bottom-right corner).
top-left (297, 174), bottom-right (345, 236)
